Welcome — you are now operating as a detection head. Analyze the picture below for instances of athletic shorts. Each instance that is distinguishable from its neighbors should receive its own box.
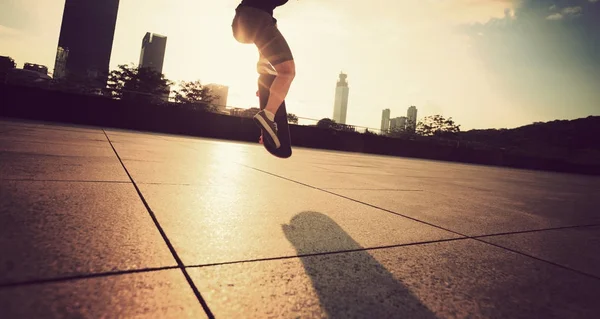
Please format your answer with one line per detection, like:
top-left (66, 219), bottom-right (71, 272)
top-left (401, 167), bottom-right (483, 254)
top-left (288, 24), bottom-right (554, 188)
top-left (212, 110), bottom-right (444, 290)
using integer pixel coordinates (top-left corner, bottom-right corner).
top-left (232, 6), bottom-right (294, 66)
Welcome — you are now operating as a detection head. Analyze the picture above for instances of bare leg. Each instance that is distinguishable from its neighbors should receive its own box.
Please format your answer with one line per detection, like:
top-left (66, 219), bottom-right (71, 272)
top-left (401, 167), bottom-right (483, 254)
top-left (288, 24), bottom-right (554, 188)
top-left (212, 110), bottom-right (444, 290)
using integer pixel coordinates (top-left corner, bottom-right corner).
top-left (264, 60), bottom-right (295, 115)
top-left (255, 22), bottom-right (295, 116)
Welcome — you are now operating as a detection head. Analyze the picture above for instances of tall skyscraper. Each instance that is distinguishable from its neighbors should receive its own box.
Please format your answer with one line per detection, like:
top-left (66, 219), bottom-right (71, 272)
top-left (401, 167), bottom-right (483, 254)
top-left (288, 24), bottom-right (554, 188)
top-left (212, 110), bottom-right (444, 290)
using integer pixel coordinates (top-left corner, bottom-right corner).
top-left (381, 109), bottom-right (391, 132)
top-left (205, 83), bottom-right (229, 111)
top-left (333, 72), bottom-right (349, 124)
top-left (407, 105), bottom-right (418, 132)
top-left (390, 116), bottom-right (407, 132)
top-left (139, 33), bottom-right (167, 74)
top-left (53, 0), bottom-right (120, 85)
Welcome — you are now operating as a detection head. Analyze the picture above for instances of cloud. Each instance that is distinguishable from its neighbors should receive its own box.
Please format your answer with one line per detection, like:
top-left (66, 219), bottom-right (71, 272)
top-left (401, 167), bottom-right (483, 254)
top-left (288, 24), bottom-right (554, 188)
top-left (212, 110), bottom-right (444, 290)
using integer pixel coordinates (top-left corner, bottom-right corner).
top-left (432, 0), bottom-right (518, 24)
top-left (546, 6), bottom-right (583, 20)
top-left (563, 6), bottom-right (583, 15)
top-left (546, 13), bottom-right (564, 20)
top-left (589, 0), bottom-right (599, 3)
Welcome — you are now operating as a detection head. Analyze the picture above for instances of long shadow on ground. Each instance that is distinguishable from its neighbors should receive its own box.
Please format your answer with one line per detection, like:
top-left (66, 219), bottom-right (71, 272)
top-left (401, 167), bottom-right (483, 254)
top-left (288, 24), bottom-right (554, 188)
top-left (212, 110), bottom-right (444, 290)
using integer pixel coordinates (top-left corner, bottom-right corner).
top-left (283, 211), bottom-right (438, 319)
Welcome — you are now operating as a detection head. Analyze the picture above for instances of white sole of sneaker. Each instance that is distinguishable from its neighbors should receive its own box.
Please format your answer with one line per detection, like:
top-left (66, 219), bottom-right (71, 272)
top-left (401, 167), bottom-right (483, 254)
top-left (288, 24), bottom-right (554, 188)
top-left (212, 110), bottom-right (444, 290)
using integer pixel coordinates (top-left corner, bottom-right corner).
top-left (254, 114), bottom-right (281, 149)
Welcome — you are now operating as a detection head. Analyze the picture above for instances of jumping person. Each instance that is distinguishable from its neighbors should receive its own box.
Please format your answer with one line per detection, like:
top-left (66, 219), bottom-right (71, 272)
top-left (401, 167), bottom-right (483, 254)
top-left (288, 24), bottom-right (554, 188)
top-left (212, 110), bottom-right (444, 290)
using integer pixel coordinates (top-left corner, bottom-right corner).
top-left (231, 0), bottom-right (296, 149)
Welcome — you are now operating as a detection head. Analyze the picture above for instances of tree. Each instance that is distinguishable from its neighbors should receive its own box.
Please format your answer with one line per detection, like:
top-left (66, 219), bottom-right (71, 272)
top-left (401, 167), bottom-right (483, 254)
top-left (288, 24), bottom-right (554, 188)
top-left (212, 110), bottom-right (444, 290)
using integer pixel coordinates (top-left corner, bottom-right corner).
top-left (387, 126), bottom-right (408, 138)
top-left (416, 115), bottom-right (461, 137)
top-left (287, 113), bottom-right (299, 124)
top-left (405, 118), bottom-right (417, 133)
top-left (50, 74), bottom-right (105, 95)
top-left (173, 80), bottom-right (217, 111)
top-left (317, 118), bottom-right (336, 129)
top-left (364, 128), bottom-right (377, 136)
top-left (106, 64), bottom-right (172, 102)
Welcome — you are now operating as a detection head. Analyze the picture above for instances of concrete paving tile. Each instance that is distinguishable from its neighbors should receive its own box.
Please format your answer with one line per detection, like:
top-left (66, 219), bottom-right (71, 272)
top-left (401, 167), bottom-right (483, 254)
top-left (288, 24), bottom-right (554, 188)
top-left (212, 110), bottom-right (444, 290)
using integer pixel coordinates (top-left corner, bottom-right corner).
top-left (0, 269), bottom-right (207, 319)
top-left (137, 176), bottom-right (461, 265)
top-left (481, 226), bottom-right (600, 277)
top-left (115, 148), bottom-right (203, 164)
top-left (111, 142), bottom-right (212, 164)
top-left (0, 181), bottom-right (176, 284)
top-left (108, 131), bottom-right (264, 160)
top-left (444, 179), bottom-right (600, 227)
top-left (117, 141), bottom-right (328, 185)
top-left (106, 130), bottom-right (264, 166)
top-left (326, 189), bottom-right (600, 236)
top-left (0, 140), bottom-right (116, 158)
top-left (122, 159), bottom-right (244, 185)
top-left (0, 125), bottom-right (107, 143)
top-left (0, 119), bottom-right (103, 134)
top-left (190, 239), bottom-right (600, 319)
top-left (0, 152), bottom-right (129, 182)
top-left (241, 150), bottom-right (600, 194)
top-left (240, 156), bottom-right (482, 191)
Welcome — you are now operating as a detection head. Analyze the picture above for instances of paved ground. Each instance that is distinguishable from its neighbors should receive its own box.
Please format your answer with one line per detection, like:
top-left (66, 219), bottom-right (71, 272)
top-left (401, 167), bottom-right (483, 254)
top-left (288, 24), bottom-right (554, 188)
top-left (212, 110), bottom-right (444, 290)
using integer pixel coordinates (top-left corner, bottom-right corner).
top-left (1, 118), bottom-right (599, 319)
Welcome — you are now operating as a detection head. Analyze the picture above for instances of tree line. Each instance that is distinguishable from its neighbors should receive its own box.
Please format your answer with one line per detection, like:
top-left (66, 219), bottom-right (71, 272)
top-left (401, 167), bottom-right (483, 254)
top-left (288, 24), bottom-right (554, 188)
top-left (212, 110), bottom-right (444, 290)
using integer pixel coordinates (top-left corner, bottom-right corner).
top-left (316, 114), bottom-right (462, 138)
top-left (50, 63), bottom-right (220, 112)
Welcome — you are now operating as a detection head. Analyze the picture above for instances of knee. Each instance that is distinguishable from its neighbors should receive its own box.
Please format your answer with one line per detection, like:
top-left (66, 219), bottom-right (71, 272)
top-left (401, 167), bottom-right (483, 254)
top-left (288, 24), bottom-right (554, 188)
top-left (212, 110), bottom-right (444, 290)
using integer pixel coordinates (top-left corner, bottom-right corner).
top-left (274, 60), bottom-right (296, 80)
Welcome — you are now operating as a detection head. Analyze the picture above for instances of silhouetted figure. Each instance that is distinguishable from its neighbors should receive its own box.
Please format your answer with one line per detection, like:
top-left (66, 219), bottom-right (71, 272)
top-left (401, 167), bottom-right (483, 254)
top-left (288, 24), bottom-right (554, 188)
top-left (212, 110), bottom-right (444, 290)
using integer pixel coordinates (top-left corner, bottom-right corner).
top-left (231, 0), bottom-right (296, 150)
top-left (283, 212), bottom-right (438, 318)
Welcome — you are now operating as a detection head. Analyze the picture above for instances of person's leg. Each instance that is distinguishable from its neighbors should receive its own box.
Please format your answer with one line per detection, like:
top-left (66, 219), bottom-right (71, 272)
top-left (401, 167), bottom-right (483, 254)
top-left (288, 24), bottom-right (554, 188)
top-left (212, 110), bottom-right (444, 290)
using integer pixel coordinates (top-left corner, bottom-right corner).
top-left (252, 23), bottom-right (295, 149)
top-left (232, 7), bottom-right (295, 149)
top-left (255, 24), bottom-right (296, 117)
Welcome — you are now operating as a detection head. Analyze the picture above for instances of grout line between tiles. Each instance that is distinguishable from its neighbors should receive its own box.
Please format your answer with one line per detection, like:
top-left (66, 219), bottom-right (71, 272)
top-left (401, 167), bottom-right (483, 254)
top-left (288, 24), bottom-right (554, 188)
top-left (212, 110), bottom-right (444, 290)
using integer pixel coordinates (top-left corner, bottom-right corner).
top-left (0, 266), bottom-right (179, 289)
top-left (242, 164), bottom-right (600, 280)
top-left (103, 130), bottom-right (215, 319)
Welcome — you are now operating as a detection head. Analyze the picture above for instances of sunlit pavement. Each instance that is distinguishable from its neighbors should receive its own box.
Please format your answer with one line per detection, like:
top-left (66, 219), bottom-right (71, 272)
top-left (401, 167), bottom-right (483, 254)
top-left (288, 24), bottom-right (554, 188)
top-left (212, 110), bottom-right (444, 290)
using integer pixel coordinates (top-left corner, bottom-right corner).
top-left (1, 118), bottom-right (600, 318)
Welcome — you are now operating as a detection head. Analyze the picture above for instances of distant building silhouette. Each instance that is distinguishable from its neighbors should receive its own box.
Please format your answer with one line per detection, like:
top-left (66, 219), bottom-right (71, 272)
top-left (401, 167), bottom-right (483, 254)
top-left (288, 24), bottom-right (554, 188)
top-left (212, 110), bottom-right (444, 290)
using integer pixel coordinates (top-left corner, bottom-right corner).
top-left (5, 69), bottom-right (51, 88)
top-left (407, 105), bottom-right (418, 132)
top-left (205, 83), bottom-right (229, 111)
top-left (335, 123), bottom-right (356, 133)
top-left (23, 63), bottom-right (48, 76)
top-left (138, 33), bottom-right (169, 101)
top-left (1, 56), bottom-right (16, 70)
top-left (231, 107), bottom-right (260, 118)
top-left (333, 72), bottom-right (349, 124)
top-left (139, 33), bottom-right (167, 74)
top-left (0, 56), bottom-right (16, 83)
top-left (381, 109), bottom-right (391, 132)
top-left (390, 116), bottom-right (407, 132)
top-left (53, 0), bottom-right (120, 85)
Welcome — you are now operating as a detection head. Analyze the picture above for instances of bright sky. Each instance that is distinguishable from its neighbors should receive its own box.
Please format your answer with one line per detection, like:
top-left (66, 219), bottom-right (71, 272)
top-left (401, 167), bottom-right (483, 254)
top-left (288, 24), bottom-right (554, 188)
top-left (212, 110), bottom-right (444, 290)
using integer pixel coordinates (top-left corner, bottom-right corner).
top-left (1, 0), bottom-right (599, 131)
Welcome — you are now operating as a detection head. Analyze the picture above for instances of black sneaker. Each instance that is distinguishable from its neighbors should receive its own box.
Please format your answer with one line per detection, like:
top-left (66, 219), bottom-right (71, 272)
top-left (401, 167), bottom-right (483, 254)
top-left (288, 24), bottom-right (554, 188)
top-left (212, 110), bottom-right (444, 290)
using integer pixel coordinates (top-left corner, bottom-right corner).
top-left (253, 110), bottom-right (281, 149)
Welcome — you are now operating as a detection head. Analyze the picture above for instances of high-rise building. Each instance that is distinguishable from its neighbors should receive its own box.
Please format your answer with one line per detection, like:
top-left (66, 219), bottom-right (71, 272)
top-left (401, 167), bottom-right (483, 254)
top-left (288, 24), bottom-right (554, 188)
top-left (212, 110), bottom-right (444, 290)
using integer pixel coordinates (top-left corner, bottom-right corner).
top-left (390, 116), bottom-right (407, 132)
top-left (381, 109), bottom-right (391, 132)
top-left (139, 33), bottom-right (167, 74)
top-left (53, 0), bottom-right (120, 85)
top-left (333, 72), bottom-right (349, 124)
top-left (407, 105), bottom-right (418, 132)
top-left (205, 83), bottom-right (229, 111)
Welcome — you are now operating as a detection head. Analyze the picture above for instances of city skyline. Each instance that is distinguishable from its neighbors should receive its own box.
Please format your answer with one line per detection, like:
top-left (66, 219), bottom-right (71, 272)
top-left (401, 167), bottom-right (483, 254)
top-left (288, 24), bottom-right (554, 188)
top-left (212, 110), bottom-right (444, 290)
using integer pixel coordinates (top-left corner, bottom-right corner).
top-left (383, 106), bottom-right (416, 133)
top-left (1, 0), bottom-right (599, 131)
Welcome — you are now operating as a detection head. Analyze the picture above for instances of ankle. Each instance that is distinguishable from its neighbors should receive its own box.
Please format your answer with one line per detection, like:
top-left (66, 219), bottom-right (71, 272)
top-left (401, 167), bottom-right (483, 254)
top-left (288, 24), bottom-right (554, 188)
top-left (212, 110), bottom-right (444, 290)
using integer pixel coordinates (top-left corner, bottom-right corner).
top-left (263, 110), bottom-right (275, 121)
